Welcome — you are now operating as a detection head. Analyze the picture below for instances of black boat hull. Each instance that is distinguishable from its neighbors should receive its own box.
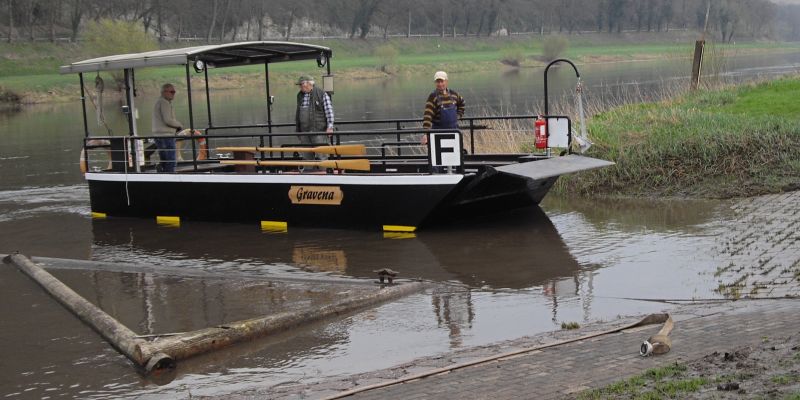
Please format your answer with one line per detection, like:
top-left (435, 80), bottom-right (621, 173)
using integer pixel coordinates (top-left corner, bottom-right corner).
top-left (86, 156), bottom-right (613, 230)
top-left (86, 171), bottom-right (550, 230)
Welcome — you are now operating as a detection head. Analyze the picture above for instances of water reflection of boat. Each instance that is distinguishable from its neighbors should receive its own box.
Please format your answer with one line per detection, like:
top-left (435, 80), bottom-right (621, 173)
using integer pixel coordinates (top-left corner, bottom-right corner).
top-left (90, 207), bottom-right (581, 290)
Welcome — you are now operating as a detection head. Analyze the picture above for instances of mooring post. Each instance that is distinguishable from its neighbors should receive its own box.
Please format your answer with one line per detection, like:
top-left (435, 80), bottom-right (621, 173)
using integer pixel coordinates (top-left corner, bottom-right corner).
top-left (691, 40), bottom-right (705, 90)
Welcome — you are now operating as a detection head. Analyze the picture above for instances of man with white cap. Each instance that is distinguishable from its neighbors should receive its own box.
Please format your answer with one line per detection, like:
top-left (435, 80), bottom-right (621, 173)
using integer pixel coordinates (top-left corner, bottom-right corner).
top-left (422, 71), bottom-right (465, 132)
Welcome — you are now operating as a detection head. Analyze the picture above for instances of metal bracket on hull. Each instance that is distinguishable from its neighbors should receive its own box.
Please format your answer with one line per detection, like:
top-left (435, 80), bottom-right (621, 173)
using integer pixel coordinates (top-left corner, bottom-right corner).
top-left (495, 155), bottom-right (614, 181)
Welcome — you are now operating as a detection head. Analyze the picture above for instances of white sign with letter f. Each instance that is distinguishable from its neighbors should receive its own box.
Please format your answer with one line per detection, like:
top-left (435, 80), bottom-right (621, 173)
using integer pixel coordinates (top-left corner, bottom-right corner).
top-left (428, 132), bottom-right (462, 167)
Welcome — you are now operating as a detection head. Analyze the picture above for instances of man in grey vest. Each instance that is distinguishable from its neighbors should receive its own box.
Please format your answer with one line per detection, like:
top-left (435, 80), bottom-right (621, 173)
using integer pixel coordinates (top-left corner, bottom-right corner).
top-left (295, 75), bottom-right (334, 162)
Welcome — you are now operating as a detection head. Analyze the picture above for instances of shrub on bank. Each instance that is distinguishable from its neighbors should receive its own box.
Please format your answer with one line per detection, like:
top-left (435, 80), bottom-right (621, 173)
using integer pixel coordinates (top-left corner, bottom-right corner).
top-left (542, 36), bottom-right (569, 61)
top-left (82, 19), bottom-right (158, 90)
top-left (558, 77), bottom-right (800, 199)
top-left (82, 19), bottom-right (158, 57)
top-left (374, 44), bottom-right (399, 73)
top-left (500, 46), bottom-right (525, 67)
top-left (0, 87), bottom-right (21, 104)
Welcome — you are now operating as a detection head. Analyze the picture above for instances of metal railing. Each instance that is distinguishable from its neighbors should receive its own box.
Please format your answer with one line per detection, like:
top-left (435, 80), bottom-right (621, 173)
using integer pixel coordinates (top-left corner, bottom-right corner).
top-left (203, 114), bottom-right (555, 154)
top-left (82, 114), bottom-right (568, 174)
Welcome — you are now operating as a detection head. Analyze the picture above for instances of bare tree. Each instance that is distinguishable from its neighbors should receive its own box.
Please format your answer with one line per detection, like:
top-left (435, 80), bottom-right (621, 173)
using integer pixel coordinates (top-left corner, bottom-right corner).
top-left (206, 0), bottom-right (219, 43)
top-left (348, 0), bottom-right (383, 39)
top-left (607, 0), bottom-right (626, 33)
top-left (749, 0), bottom-right (775, 38)
top-left (48, 0), bottom-right (60, 42)
top-left (24, 0), bottom-right (39, 41)
top-left (218, 0), bottom-right (231, 41)
top-left (374, 8), bottom-right (391, 39)
top-left (657, 0), bottom-right (674, 32)
top-left (2, 0), bottom-right (790, 44)
top-left (155, 0), bottom-right (164, 42)
top-left (273, 0), bottom-right (303, 40)
top-left (485, 0), bottom-right (502, 36)
top-left (256, 1), bottom-right (267, 41)
top-left (7, 0), bottom-right (13, 42)
top-left (69, 0), bottom-right (82, 42)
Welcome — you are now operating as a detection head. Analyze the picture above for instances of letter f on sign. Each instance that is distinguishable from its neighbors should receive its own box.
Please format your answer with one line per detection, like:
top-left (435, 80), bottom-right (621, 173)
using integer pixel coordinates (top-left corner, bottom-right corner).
top-left (430, 133), bottom-right (461, 167)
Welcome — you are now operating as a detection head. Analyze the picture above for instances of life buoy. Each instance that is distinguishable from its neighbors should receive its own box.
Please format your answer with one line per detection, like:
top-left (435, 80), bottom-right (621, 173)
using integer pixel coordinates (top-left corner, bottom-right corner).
top-left (177, 129), bottom-right (208, 161)
top-left (196, 134), bottom-right (208, 161)
top-left (79, 148), bottom-right (87, 173)
top-left (79, 139), bottom-right (113, 173)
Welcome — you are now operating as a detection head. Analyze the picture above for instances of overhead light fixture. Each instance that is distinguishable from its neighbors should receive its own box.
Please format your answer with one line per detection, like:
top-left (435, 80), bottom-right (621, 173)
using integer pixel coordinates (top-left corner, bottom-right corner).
top-left (316, 53), bottom-right (328, 68)
top-left (193, 59), bottom-right (205, 73)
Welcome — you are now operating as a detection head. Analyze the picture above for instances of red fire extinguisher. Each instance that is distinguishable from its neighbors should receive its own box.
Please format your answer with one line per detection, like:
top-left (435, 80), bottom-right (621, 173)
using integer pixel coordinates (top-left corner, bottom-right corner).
top-left (535, 117), bottom-right (547, 149)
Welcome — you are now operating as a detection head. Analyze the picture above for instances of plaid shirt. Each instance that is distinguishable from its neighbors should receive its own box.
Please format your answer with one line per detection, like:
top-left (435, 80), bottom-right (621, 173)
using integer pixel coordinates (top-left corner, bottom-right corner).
top-left (300, 91), bottom-right (335, 130)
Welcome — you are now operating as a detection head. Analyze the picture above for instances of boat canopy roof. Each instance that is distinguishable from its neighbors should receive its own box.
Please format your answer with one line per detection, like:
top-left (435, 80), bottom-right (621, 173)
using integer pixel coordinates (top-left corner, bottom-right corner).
top-left (59, 41), bottom-right (332, 74)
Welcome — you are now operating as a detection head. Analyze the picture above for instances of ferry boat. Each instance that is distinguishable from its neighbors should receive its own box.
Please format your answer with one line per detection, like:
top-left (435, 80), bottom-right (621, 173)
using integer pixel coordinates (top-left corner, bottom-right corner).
top-left (60, 41), bottom-right (612, 232)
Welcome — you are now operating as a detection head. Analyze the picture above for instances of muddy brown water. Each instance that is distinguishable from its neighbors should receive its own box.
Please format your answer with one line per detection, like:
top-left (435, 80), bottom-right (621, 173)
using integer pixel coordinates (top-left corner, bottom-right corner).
top-left (2, 55), bottom-right (799, 398)
top-left (0, 186), bottom-right (741, 399)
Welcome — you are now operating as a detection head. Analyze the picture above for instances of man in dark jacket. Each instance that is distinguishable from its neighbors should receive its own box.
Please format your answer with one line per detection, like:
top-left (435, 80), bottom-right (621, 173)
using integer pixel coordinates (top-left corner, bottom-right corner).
top-left (295, 75), bottom-right (334, 161)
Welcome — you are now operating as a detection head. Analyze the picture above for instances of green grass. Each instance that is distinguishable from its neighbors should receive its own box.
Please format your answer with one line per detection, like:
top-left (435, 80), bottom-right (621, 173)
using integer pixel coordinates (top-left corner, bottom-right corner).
top-left (2, 37), bottom-right (800, 103)
top-left (561, 321), bottom-right (581, 330)
top-left (772, 374), bottom-right (799, 385)
top-left (559, 76), bottom-right (800, 199)
top-left (577, 363), bottom-right (709, 400)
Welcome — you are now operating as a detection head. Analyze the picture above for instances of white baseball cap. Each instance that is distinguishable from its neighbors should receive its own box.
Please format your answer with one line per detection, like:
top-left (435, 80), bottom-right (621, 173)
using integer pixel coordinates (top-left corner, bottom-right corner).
top-left (434, 71), bottom-right (448, 81)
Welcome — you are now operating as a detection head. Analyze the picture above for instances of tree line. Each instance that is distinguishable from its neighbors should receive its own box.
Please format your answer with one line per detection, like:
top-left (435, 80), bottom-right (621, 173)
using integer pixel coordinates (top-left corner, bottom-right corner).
top-left (4, 0), bottom-right (800, 44)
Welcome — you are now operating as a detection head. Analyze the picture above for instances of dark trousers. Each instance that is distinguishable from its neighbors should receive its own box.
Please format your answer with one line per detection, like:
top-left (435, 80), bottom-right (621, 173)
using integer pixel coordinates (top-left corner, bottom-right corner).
top-left (154, 138), bottom-right (176, 173)
top-left (297, 132), bottom-right (327, 161)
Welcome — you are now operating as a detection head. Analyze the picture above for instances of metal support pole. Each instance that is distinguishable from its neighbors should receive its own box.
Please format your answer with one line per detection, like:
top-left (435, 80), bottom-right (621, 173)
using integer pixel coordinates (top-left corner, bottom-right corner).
top-left (265, 62), bottom-right (272, 134)
top-left (262, 62), bottom-right (271, 171)
top-left (543, 59), bottom-right (580, 115)
top-left (469, 119), bottom-right (475, 154)
top-left (204, 67), bottom-right (212, 127)
top-left (185, 64), bottom-right (197, 172)
top-left (326, 58), bottom-right (339, 145)
top-left (79, 73), bottom-right (89, 138)
top-left (123, 69), bottom-right (141, 172)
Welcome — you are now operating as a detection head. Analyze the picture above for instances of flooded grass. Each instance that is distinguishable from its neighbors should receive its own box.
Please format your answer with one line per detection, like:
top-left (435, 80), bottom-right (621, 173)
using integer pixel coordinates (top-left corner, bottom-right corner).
top-left (560, 321), bottom-right (581, 330)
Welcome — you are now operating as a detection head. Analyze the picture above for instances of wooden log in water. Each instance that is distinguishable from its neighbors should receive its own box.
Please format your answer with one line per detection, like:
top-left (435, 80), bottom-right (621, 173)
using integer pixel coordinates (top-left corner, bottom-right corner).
top-left (136, 281), bottom-right (425, 364)
top-left (1, 253), bottom-right (174, 372)
top-left (4, 253), bottom-right (422, 373)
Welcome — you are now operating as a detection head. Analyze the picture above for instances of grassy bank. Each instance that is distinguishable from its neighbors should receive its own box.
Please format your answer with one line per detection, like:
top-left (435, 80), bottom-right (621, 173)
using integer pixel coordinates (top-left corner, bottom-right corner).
top-left (557, 76), bottom-right (800, 199)
top-left (577, 336), bottom-right (800, 400)
top-left (2, 34), bottom-right (800, 104)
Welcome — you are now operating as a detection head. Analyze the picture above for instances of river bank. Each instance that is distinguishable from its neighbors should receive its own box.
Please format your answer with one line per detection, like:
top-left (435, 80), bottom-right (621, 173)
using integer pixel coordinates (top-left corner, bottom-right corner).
top-left (2, 33), bottom-right (800, 105)
top-left (557, 75), bottom-right (800, 199)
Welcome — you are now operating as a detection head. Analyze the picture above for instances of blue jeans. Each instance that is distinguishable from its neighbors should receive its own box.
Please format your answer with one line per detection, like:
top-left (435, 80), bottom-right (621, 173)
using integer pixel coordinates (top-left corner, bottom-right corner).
top-left (154, 138), bottom-right (176, 173)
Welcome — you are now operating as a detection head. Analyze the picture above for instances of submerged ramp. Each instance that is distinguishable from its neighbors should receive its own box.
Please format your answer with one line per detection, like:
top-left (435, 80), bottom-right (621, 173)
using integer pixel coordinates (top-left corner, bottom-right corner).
top-left (2, 253), bottom-right (425, 374)
top-left (495, 155), bottom-right (614, 180)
